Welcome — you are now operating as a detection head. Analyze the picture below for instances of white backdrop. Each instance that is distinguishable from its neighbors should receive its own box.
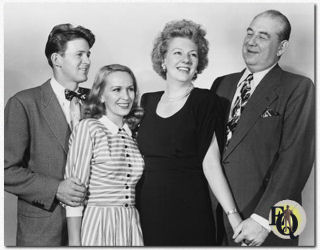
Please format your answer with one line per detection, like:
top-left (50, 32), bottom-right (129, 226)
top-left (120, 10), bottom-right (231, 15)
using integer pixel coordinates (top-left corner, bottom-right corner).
top-left (3, 1), bottom-right (315, 246)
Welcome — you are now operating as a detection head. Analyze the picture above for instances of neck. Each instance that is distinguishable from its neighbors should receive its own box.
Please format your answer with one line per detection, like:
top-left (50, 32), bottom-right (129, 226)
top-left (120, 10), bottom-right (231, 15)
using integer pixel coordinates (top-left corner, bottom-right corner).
top-left (54, 72), bottom-right (79, 91)
top-left (164, 80), bottom-right (193, 98)
top-left (106, 114), bottom-right (124, 128)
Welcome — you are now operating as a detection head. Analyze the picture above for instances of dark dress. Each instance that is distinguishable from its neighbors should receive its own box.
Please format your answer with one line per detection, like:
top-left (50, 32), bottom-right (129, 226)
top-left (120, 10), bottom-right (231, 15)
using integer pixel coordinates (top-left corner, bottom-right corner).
top-left (136, 88), bottom-right (222, 246)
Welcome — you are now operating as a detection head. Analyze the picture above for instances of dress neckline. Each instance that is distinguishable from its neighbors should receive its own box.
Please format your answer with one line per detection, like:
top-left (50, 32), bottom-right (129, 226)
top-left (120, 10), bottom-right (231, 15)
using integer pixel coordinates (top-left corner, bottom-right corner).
top-left (155, 88), bottom-right (195, 120)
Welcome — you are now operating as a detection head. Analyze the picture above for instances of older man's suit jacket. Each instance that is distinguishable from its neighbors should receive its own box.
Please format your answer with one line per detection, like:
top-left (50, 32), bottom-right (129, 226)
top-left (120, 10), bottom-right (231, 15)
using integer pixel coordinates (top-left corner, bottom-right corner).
top-left (210, 64), bottom-right (315, 246)
top-left (4, 80), bottom-right (87, 246)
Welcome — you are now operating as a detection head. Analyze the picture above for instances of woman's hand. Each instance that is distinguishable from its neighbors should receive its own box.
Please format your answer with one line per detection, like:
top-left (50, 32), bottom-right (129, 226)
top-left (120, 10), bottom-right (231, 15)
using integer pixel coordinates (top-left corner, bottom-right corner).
top-left (228, 212), bottom-right (243, 232)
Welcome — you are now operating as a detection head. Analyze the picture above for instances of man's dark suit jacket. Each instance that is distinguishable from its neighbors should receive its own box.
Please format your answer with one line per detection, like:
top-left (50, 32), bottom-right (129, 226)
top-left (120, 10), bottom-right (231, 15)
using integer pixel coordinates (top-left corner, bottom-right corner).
top-left (210, 64), bottom-right (315, 246)
top-left (4, 80), bottom-right (87, 246)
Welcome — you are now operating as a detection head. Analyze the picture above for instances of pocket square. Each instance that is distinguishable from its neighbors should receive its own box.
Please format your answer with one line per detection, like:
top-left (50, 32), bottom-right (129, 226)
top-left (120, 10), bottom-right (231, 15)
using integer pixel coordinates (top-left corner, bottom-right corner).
top-left (261, 108), bottom-right (280, 118)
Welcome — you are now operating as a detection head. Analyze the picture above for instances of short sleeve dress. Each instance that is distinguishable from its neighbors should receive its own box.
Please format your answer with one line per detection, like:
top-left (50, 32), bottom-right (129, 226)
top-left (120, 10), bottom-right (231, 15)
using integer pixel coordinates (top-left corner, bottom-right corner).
top-left (136, 88), bottom-right (222, 246)
top-left (65, 116), bottom-right (144, 246)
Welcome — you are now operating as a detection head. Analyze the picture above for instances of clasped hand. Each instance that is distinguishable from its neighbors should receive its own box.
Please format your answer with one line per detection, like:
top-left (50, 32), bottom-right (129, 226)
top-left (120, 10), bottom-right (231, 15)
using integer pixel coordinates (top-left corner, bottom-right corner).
top-left (56, 177), bottom-right (87, 207)
top-left (233, 218), bottom-right (269, 246)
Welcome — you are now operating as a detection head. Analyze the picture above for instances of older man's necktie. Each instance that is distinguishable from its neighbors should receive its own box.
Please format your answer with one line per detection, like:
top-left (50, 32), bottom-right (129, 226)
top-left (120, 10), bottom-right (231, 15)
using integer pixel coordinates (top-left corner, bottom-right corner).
top-left (226, 73), bottom-right (253, 147)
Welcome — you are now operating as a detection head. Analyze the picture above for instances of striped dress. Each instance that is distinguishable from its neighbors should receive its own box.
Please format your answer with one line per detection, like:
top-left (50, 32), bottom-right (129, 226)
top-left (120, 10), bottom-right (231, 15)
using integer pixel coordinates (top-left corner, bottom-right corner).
top-left (65, 116), bottom-right (144, 246)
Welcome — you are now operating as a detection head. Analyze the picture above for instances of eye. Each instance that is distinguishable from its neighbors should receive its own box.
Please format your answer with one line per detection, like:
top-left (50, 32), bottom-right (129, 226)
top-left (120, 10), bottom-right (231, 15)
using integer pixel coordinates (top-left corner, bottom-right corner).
top-left (128, 86), bottom-right (135, 92)
top-left (190, 52), bottom-right (198, 58)
top-left (174, 51), bottom-right (182, 55)
top-left (246, 30), bottom-right (254, 37)
top-left (113, 87), bottom-right (121, 92)
top-left (258, 34), bottom-right (268, 40)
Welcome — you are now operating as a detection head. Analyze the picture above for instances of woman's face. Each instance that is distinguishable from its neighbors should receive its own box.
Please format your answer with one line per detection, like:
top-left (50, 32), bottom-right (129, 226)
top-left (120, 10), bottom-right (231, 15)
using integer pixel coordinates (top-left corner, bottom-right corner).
top-left (101, 71), bottom-right (135, 125)
top-left (163, 37), bottom-right (198, 83)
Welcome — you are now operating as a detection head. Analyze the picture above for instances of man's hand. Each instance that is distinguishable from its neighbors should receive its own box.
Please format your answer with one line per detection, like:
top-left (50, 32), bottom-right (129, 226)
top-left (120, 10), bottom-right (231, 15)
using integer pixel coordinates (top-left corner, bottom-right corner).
top-left (56, 177), bottom-right (87, 207)
top-left (233, 217), bottom-right (269, 246)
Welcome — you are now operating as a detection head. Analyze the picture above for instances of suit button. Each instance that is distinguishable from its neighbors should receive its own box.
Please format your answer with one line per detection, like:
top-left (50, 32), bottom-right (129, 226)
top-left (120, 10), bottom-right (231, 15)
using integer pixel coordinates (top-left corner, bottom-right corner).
top-left (125, 186), bottom-right (129, 189)
top-left (128, 164), bottom-right (132, 167)
top-left (126, 154), bottom-right (130, 157)
top-left (127, 174), bottom-right (130, 177)
top-left (125, 204), bottom-right (128, 207)
top-left (125, 145), bottom-right (128, 148)
top-left (125, 196), bottom-right (129, 199)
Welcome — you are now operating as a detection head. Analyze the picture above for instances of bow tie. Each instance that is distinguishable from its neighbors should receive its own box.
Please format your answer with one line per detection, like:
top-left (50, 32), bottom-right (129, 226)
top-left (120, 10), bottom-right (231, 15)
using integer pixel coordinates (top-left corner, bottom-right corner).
top-left (64, 87), bottom-right (89, 101)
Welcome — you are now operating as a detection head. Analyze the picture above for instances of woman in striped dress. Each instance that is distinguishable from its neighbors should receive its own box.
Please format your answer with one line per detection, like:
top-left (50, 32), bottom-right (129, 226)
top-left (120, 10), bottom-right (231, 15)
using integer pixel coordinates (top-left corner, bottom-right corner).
top-left (64, 64), bottom-right (144, 246)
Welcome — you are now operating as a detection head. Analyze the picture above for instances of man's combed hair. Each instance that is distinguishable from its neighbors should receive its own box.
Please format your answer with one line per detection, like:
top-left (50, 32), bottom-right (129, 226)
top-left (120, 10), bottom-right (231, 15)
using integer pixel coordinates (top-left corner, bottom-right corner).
top-left (256, 10), bottom-right (291, 41)
top-left (151, 19), bottom-right (209, 80)
top-left (45, 23), bottom-right (95, 67)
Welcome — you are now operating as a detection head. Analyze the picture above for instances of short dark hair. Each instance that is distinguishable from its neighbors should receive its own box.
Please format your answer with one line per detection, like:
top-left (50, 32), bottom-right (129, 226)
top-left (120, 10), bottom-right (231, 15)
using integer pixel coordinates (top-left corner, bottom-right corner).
top-left (45, 23), bottom-right (95, 67)
top-left (255, 10), bottom-right (291, 41)
top-left (83, 64), bottom-right (139, 121)
top-left (151, 19), bottom-right (209, 80)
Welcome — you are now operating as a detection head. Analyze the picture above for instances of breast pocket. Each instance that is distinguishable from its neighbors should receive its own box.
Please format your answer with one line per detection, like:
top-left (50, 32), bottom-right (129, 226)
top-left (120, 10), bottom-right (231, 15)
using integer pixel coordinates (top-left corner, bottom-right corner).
top-left (252, 115), bottom-right (282, 150)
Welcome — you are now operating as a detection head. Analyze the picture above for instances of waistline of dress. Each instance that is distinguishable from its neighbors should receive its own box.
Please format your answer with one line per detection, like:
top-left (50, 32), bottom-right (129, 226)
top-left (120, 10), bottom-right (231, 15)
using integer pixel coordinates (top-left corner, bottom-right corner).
top-left (86, 202), bottom-right (135, 208)
top-left (143, 156), bottom-right (202, 172)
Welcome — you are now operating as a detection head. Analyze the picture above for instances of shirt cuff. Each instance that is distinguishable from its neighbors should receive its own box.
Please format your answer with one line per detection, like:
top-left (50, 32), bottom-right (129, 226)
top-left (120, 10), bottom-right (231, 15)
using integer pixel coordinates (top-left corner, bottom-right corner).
top-left (250, 213), bottom-right (271, 232)
top-left (66, 205), bottom-right (84, 217)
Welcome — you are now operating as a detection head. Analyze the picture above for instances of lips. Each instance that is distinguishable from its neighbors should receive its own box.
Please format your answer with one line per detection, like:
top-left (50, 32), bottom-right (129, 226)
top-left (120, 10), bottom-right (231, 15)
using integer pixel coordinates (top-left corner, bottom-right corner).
top-left (176, 66), bottom-right (191, 73)
top-left (246, 47), bottom-right (259, 54)
top-left (79, 67), bottom-right (89, 73)
top-left (117, 103), bottom-right (131, 108)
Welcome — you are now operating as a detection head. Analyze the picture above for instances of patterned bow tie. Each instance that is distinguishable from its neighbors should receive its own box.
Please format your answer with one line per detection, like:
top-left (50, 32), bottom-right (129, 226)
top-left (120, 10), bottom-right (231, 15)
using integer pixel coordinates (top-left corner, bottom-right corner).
top-left (64, 87), bottom-right (89, 101)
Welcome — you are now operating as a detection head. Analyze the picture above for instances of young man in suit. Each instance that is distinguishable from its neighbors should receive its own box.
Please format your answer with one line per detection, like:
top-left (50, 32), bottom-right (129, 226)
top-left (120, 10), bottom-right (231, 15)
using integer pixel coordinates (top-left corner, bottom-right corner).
top-left (4, 24), bottom-right (95, 246)
top-left (211, 10), bottom-right (314, 246)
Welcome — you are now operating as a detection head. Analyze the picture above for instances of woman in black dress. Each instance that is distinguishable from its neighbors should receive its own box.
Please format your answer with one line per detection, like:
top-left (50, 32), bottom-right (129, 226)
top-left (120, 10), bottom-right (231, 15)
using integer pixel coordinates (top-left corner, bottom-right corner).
top-left (136, 19), bottom-right (242, 246)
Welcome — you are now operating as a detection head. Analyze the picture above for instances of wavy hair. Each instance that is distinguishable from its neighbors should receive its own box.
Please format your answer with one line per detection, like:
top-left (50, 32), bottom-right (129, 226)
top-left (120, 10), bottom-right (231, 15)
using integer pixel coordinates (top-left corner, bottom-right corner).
top-left (45, 23), bottom-right (95, 68)
top-left (83, 64), bottom-right (143, 130)
top-left (151, 19), bottom-right (209, 80)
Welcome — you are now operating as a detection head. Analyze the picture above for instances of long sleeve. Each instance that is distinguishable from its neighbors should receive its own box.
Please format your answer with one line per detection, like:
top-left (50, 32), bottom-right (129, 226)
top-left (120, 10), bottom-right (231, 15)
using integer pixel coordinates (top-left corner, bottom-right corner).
top-left (255, 78), bottom-right (315, 218)
top-left (65, 120), bottom-right (93, 217)
top-left (4, 96), bottom-right (60, 210)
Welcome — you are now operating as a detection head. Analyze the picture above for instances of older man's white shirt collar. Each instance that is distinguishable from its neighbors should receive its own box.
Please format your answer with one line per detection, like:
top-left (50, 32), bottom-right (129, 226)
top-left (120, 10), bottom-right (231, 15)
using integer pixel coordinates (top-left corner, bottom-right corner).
top-left (99, 115), bottom-right (132, 137)
top-left (238, 63), bottom-right (278, 88)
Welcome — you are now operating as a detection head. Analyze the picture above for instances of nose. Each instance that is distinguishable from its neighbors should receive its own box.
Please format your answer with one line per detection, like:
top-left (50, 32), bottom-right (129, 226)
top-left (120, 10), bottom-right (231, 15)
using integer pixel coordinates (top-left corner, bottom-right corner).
top-left (82, 54), bottom-right (90, 64)
top-left (247, 35), bottom-right (257, 46)
top-left (121, 90), bottom-right (130, 100)
top-left (182, 54), bottom-right (192, 64)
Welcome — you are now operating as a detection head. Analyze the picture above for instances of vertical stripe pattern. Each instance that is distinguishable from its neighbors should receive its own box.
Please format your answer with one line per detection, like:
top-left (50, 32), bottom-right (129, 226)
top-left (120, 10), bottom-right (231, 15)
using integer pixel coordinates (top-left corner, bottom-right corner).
top-left (65, 118), bottom-right (144, 246)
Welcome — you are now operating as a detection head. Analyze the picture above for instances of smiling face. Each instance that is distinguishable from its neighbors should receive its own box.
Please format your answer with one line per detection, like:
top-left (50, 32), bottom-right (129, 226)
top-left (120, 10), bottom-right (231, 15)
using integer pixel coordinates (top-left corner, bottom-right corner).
top-left (242, 15), bottom-right (286, 73)
top-left (101, 71), bottom-right (135, 126)
top-left (56, 38), bottom-right (91, 85)
top-left (163, 37), bottom-right (198, 83)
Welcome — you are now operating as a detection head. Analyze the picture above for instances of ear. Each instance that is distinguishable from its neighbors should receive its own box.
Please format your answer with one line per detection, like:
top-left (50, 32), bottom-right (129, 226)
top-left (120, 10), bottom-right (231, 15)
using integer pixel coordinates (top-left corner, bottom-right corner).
top-left (100, 96), bottom-right (105, 103)
top-left (51, 52), bottom-right (62, 68)
top-left (277, 40), bottom-right (289, 57)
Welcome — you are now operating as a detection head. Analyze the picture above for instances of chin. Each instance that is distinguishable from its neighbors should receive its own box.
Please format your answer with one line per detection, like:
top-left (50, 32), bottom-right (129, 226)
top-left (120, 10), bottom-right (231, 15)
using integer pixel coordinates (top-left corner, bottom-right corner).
top-left (78, 75), bottom-right (88, 82)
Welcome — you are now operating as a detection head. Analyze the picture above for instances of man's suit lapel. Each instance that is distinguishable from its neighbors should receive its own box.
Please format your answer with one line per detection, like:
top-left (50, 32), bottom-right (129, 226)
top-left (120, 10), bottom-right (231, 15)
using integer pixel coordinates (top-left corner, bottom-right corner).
top-left (223, 65), bottom-right (282, 160)
top-left (40, 80), bottom-right (71, 153)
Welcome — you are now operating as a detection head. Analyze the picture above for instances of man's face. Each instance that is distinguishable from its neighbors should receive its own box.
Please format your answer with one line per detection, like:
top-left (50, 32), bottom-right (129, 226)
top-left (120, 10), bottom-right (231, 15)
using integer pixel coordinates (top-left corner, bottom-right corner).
top-left (242, 15), bottom-right (284, 73)
top-left (59, 38), bottom-right (91, 84)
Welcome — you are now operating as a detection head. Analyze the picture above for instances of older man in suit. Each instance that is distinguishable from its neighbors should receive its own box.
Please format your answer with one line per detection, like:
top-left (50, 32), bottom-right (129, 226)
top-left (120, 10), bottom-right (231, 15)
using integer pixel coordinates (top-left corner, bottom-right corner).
top-left (211, 10), bottom-right (314, 246)
top-left (4, 24), bottom-right (95, 246)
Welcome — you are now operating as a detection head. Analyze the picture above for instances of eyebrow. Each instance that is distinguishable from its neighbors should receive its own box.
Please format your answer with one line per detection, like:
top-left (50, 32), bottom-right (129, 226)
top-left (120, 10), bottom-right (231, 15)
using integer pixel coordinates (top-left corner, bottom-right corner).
top-left (171, 48), bottom-right (198, 53)
top-left (247, 28), bottom-right (270, 38)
